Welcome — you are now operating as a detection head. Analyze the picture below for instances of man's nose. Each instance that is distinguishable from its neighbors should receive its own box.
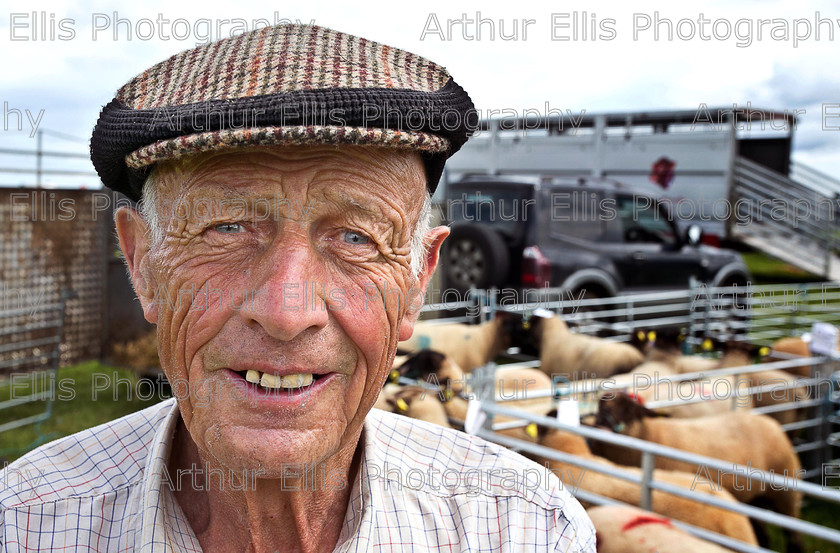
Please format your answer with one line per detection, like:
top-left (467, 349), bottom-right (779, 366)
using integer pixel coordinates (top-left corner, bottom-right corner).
top-left (238, 240), bottom-right (330, 341)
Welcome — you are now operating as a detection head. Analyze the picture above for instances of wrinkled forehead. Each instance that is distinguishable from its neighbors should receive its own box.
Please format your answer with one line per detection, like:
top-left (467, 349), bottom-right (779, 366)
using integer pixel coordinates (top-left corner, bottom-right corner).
top-left (148, 145), bottom-right (428, 212)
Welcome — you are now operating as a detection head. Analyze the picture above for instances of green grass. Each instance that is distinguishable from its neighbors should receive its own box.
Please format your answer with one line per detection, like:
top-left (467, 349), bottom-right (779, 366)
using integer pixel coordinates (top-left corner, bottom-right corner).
top-left (741, 251), bottom-right (825, 285)
top-left (0, 361), bottom-right (168, 462)
top-left (763, 496), bottom-right (840, 553)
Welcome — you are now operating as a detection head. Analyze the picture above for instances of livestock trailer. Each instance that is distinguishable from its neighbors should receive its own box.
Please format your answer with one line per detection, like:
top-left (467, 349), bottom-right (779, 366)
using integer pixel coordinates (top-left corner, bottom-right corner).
top-left (443, 107), bottom-right (840, 280)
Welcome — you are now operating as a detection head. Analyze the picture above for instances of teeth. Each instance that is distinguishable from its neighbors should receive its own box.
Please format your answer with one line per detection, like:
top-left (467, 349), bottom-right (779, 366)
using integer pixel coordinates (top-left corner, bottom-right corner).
top-left (242, 370), bottom-right (315, 390)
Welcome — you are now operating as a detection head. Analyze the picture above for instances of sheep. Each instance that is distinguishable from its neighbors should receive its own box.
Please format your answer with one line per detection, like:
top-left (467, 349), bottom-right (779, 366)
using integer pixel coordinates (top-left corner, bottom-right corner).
top-left (717, 342), bottom-right (809, 426)
top-left (606, 360), bottom-right (752, 418)
top-left (527, 313), bottom-right (644, 379)
top-left (376, 385), bottom-right (452, 428)
top-left (592, 393), bottom-right (803, 519)
top-left (769, 336), bottom-right (814, 378)
top-left (632, 328), bottom-right (720, 374)
top-left (394, 349), bottom-right (467, 392)
top-left (373, 383), bottom-right (403, 411)
top-left (534, 424), bottom-right (758, 544)
top-left (768, 334), bottom-right (840, 378)
top-left (394, 350), bottom-right (555, 442)
top-left (588, 505), bottom-right (735, 553)
top-left (398, 311), bottom-right (522, 372)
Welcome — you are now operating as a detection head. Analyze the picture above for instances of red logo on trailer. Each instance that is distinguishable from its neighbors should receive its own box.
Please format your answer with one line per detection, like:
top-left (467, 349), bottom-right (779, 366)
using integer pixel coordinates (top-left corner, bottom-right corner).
top-left (650, 157), bottom-right (676, 189)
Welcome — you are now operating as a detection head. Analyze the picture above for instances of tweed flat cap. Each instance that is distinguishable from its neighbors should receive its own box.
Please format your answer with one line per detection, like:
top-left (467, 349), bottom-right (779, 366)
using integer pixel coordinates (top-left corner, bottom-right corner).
top-left (90, 24), bottom-right (476, 201)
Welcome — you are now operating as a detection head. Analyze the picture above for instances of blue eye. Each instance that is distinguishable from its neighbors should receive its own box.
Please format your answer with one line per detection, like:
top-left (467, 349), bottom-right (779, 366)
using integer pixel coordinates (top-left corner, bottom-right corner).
top-left (213, 222), bottom-right (244, 234)
top-left (343, 230), bottom-right (371, 245)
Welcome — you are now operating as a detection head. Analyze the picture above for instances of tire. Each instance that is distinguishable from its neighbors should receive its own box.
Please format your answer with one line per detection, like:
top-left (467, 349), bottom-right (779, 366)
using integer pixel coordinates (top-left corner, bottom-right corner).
top-left (443, 224), bottom-right (510, 293)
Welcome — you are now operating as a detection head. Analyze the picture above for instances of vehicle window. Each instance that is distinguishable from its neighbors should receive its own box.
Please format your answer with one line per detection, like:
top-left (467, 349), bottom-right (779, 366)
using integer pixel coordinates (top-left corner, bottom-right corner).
top-left (548, 190), bottom-right (604, 241)
top-left (446, 187), bottom-right (534, 237)
top-left (616, 195), bottom-right (676, 245)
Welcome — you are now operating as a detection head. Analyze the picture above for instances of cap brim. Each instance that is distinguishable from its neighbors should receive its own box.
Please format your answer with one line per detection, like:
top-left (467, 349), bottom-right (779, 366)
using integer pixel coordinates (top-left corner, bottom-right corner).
top-left (125, 125), bottom-right (451, 170)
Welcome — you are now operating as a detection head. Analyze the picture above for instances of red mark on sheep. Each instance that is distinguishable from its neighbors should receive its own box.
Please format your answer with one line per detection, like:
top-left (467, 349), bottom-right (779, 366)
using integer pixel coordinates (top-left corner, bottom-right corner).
top-left (626, 392), bottom-right (645, 405)
top-left (621, 515), bottom-right (672, 532)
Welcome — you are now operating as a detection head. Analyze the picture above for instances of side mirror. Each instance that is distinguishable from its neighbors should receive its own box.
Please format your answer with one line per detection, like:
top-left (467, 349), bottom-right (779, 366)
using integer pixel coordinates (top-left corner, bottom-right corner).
top-left (685, 224), bottom-right (703, 246)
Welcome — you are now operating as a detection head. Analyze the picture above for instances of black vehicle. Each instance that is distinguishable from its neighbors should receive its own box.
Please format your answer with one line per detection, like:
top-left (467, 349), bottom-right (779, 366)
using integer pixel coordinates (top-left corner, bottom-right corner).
top-left (441, 175), bottom-right (750, 299)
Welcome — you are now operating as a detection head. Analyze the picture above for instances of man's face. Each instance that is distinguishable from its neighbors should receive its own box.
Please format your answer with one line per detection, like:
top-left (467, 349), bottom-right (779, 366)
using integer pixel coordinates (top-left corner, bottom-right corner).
top-left (116, 146), bottom-right (446, 475)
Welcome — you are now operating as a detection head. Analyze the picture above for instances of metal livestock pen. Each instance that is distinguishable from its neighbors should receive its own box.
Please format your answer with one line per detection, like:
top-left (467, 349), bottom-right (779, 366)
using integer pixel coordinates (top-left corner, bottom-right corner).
top-left (404, 282), bottom-right (840, 552)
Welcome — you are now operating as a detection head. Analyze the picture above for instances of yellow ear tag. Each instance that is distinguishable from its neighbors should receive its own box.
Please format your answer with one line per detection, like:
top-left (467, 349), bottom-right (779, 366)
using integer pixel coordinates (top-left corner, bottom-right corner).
top-left (443, 388), bottom-right (454, 401)
top-left (523, 321), bottom-right (531, 330)
top-left (396, 398), bottom-right (409, 412)
top-left (389, 369), bottom-right (400, 383)
top-left (525, 423), bottom-right (538, 439)
top-left (758, 346), bottom-right (770, 358)
top-left (702, 338), bottom-right (713, 351)
top-left (636, 330), bottom-right (645, 341)
top-left (647, 331), bottom-right (656, 342)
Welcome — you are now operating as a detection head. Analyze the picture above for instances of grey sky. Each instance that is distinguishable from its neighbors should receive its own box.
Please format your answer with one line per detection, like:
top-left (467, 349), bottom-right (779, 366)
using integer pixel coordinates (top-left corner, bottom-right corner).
top-left (2, 0), bottom-right (839, 188)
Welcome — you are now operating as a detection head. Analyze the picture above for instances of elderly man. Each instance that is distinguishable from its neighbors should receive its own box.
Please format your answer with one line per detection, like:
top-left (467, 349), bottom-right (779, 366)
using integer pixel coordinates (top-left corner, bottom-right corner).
top-left (0, 24), bottom-right (594, 552)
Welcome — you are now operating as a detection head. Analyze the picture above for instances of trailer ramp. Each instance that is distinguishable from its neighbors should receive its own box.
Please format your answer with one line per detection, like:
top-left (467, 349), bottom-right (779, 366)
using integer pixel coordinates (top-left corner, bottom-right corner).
top-left (731, 156), bottom-right (840, 280)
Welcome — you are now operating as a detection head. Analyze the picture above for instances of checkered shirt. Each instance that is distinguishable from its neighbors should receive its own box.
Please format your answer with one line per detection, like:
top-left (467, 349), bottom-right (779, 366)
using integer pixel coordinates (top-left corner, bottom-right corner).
top-left (1, 398), bottom-right (595, 552)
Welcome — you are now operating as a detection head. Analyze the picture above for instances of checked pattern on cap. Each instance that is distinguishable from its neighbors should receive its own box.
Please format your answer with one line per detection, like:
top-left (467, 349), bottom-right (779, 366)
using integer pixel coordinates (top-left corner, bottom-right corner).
top-left (116, 24), bottom-right (452, 109)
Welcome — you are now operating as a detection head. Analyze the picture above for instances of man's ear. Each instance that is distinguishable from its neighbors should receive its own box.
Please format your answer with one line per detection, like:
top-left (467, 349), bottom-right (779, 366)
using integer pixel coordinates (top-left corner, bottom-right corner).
top-left (114, 206), bottom-right (158, 324)
top-left (398, 226), bottom-right (449, 342)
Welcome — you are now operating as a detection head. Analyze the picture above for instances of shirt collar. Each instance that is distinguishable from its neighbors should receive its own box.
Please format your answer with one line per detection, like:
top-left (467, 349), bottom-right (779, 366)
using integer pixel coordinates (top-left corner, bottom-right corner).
top-left (137, 399), bottom-right (385, 553)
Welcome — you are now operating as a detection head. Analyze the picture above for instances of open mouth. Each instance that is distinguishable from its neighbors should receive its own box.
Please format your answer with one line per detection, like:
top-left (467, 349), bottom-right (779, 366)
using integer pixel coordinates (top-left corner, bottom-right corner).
top-left (231, 369), bottom-right (327, 393)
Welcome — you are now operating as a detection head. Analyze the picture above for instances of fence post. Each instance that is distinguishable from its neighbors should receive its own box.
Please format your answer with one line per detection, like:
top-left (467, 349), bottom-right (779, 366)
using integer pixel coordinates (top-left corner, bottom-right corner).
top-left (689, 277), bottom-right (707, 345)
top-left (478, 361), bottom-right (497, 434)
top-left (813, 357), bottom-right (840, 479)
top-left (640, 451), bottom-right (654, 511)
top-left (36, 130), bottom-right (43, 187)
top-left (468, 288), bottom-right (481, 324)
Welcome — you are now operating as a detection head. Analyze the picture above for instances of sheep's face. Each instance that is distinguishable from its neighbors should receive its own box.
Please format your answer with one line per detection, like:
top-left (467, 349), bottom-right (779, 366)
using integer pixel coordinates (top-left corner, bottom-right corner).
top-left (595, 393), bottom-right (658, 432)
top-left (520, 315), bottom-right (545, 356)
top-left (396, 350), bottom-right (463, 399)
top-left (719, 339), bottom-right (765, 367)
top-left (495, 310), bottom-right (526, 351)
top-left (651, 328), bottom-right (686, 354)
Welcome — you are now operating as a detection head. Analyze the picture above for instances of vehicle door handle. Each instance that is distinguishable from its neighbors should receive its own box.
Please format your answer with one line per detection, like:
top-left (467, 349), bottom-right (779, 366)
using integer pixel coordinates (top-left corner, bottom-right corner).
top-left (630, 252), bottom-right (646, 261)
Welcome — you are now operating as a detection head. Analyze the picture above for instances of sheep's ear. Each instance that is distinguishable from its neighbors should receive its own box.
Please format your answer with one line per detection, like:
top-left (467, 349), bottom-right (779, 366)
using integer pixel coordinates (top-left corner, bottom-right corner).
top-left (636, 402), bottom-right (660, 421)
top-left (396, 353), bottom-right (418, 377)
top-left (398, 350), bottom-right (429, 378)
top-left (400, 349), bottom-right (446, 379)
top-left (428, 350), bottom-right (446, 369)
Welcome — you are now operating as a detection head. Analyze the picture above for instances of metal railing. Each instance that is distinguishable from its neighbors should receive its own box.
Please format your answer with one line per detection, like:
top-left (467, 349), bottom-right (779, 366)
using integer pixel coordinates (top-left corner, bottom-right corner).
top-left (0, 129), bottom-right (97, 188)
top-left (467, 367), bottom-right (840, 552)
top-left (408, 283), bottom-right (840, 551)
top-left (420, 282), bottom-right (840, 345)
top-left (0, 289), bottom-right (73, 454)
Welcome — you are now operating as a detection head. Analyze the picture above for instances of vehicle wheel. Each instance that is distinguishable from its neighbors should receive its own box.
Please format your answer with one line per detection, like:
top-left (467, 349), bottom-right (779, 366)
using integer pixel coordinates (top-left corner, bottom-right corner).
top-left (443, 224), bottom-right (510, 293)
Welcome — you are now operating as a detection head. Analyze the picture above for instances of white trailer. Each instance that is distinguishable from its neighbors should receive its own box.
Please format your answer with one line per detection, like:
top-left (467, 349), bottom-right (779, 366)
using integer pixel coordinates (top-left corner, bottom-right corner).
top-left (443, 107), bottom-right (840, 280)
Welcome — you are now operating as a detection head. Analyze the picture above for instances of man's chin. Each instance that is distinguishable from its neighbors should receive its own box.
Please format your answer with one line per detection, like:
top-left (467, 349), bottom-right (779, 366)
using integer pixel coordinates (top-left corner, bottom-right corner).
top-left (198, 424), bottom-right (351, 480)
